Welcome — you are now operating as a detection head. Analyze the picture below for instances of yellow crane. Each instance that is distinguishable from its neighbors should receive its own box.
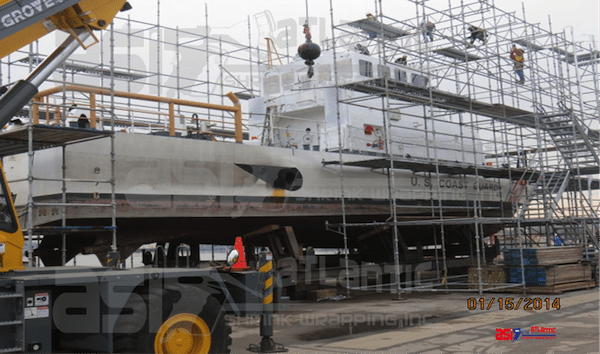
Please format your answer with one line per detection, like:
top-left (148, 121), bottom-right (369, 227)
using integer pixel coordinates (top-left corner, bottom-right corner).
top-left (0, 0), bottom-right (131, 58)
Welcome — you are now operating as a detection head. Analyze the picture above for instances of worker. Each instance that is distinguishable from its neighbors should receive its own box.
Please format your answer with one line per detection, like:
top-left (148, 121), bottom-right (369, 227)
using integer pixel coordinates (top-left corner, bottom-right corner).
top-left (467, 25), bottom-right (487, 45)
top-left (510, 44), bottom-right (525, 84)
top-left (516, 149), bottom-right (527, 168)
top-left (67, 104), bottom-right (90, 128)
top-left (395, 55), bottom-right (408, 65)
top-left (366, 12), bottom-right (378, 38)
top-left (421, 20), bottom-right (436, 42)
top-left (3, 118), bottom-right (23, 132)
top-left (355, 43), bottom-right (370, 55)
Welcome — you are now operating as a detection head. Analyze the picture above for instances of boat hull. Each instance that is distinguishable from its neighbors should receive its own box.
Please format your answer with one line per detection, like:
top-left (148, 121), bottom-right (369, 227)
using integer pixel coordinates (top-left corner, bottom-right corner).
top-left (5, 133), bottom-right (515, 264)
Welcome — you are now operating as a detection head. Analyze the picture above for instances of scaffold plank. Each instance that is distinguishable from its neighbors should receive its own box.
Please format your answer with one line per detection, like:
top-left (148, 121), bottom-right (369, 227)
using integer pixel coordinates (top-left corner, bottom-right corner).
top-left (344, 19), bottom-right (412, 40)
top-left (513, 39), bottom-right (545, 51)
top-left (434, 47), bottom-right (482, 62)
top-left (0, 125), bottom-right (112, 156)
top-left (17, 55), bottom-right (149, 80)
top-left (321, 156), bottom-right (537, 180)
top-left (322, 156), bottom-right (598, 190)
top-left (340, 78), bottom-right (538, 125)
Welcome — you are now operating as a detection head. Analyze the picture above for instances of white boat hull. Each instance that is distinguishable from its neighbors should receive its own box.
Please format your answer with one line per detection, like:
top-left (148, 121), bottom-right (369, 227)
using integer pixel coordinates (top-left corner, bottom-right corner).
top-left (5, 132), bottom-right (515, 265)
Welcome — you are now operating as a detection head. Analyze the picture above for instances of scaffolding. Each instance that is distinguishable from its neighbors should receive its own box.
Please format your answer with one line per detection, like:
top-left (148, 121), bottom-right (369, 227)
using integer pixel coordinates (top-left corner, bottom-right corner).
top-left (0, 1), bottom-right (596, 293)
top-left (323, 0), bottom-right (599, 293)
top-left (0, 7), bottom-right (280, 266)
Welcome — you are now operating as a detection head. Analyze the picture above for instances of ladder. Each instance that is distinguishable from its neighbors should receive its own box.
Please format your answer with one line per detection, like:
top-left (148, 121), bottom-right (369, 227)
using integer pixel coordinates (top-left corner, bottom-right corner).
top-left (261, 106), bottom-right (277, 146)
top-left (516, 164), bottom-right (599, 248)
top-left (539, 110), bottom-right (598, 247)
top-left (539, 110), bottom-right (599, 174)
top-left (517, 168), bottom-right (571, 220)
top-left (514, 109), bottom-right (599, 248)
top-left (550, 220), bottom-right (598, 249)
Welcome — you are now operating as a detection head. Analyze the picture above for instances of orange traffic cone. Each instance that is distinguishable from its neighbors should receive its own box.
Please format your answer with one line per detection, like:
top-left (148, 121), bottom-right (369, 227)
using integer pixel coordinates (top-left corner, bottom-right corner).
top-left (232, 236), bottom-right (250, 270)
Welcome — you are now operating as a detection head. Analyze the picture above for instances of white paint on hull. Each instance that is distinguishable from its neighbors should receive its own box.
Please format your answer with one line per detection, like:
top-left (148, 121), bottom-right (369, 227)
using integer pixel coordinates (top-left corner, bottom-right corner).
top-left (5, 132), bottom-right (515, 226)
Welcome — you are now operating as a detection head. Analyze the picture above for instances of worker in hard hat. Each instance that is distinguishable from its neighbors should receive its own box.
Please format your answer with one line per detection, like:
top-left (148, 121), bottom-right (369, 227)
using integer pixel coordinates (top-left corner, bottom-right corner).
top-left (421, 20), bottom-right (436, 42)
top-left (395, 55), bottom-right (408, 65)
top-left (366, 12), bottom-right (378, 38)
top-left (468, 25), bottom-right (488, 45)
top-left (510, 44), bottom-right (525, 83)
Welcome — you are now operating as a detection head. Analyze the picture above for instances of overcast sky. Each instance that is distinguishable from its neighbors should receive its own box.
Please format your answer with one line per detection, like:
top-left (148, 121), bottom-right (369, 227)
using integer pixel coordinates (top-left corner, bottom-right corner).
top-left (128, 0), bottom-right (599, 48)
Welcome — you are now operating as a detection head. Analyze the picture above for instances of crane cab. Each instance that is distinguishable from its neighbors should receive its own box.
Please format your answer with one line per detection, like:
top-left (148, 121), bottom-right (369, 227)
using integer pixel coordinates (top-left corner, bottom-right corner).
top-left (0, 162), bottom-right (24, 272)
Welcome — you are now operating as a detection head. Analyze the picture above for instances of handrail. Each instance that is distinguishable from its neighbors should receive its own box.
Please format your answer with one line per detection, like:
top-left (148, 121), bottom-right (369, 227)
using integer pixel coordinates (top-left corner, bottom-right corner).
top-left (32, 85), bottom-right (244, 142)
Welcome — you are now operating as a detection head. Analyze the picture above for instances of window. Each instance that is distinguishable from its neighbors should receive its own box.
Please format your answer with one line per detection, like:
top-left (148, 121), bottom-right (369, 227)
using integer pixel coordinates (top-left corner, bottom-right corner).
top-left (412, 74), bottom-right (429, 88)
top-left (0, 174), bottom-right (17, 233)
top-left (359, 60), bottom-right (373, 78)
top-left (377, 65), bottom-right (390, 78)
top-left (396, 70), bottom-right (407, 82)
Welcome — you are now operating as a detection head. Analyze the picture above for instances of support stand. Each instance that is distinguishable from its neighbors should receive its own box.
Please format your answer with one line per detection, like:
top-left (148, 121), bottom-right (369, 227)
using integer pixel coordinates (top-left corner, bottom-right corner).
top-left (247, 249), bottom-right (288, 353)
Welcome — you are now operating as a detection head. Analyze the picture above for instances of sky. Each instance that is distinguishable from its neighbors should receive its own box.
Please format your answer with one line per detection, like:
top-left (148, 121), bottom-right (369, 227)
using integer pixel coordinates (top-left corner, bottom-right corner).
top-left (127, 0), bottom-right (599, 49)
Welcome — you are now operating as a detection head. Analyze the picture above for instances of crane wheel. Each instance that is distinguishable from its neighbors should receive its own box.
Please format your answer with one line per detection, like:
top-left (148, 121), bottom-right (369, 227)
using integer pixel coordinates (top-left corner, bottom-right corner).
top-left (154, 313), bottom-right (211, 353)
top-left (113, 284), bottom-right (231, 353)
top-left (159, 283), bottom-right (232, 354)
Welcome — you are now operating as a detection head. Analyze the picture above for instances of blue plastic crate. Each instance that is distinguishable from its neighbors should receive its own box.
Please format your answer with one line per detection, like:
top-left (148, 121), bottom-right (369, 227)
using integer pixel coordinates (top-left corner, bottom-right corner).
top-left (503, 249), bottom-right (539, 266)
top-left (509, 267), bottom-right (548, 285)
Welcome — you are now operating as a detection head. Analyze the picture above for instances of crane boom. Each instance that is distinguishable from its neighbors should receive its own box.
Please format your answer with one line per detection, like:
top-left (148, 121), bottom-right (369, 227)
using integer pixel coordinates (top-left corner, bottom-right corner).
top-left (0, 29), bottom-right (91, 127)
top-left (0, 0), bottom-right (81, 49)
top-left (0, 0), bottom-right (130, 58)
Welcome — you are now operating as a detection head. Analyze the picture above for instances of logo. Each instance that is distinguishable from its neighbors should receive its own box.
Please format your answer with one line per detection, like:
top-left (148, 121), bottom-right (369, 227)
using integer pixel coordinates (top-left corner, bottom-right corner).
top-left (496, 326), bottom-right (556, 341)
top-left (1, 0), bottom-right (64, 29)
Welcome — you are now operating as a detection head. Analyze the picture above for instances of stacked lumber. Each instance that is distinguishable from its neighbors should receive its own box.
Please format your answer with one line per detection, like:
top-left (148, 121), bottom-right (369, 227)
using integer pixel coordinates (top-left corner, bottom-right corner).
top-left (502, 246), bottom-right (597, 294)
top-left (502, 246), bottom-right (583, 266)
top-left (523, 280), bottom-right (597, 294)
top-left (468, 266), bottom-right (508, 289)
top-left (508, 263), bottom-right (592, 286)
top-left (467, 247), bottom-right (597, 294)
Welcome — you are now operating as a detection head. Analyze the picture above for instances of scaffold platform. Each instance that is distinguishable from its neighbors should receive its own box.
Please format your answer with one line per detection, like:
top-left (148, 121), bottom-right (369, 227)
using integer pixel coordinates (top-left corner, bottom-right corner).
top-left (322, 156), bottom-right (598, 191)
top-left (323, 156), bottom-right (535, 179)
top-left (341, 78), bottom-right (537, 124)
top-left (0, 125), bottom-right (112, 156)
top-left (345, 18), bottom-right (412, 40)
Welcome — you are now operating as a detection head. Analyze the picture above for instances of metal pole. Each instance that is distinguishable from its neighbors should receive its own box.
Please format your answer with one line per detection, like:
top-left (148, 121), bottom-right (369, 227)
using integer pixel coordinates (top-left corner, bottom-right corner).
top-left (248, 16), bottom-right (254, 93)
top-left (376, 0), bottom-right (402, 298)
top-left (205, 4), bottom-right (211, 123)
top-left (61, 146), bottom-right (67, 266)
top-left (328, 0), bottom-right (351, 299)
top-left (26, 108), bottom-right (34, 268)
top-left (127, 15), bottom-right (133, 131)
top-left (109, 23), bottom-right (118, 261)
top-left (156, 0), bottom-right (161, 123)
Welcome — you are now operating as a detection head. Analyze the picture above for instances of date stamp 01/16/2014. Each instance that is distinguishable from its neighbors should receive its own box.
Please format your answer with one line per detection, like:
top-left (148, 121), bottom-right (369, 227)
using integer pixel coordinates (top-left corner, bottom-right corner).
top-left (467, 297), bottom-right (561, 311)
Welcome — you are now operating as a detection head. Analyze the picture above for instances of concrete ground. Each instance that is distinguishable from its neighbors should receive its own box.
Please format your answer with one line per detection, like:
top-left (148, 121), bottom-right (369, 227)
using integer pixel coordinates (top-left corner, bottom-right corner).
top-left (229, 287), bottom-right (599, 354)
